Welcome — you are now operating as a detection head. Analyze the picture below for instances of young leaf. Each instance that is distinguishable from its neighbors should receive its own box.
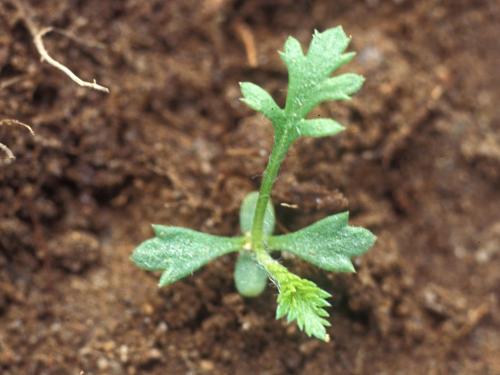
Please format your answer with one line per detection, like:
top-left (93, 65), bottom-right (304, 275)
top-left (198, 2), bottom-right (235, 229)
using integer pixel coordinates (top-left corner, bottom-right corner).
top-left (294, 118), bottom-right (345, 138)
top-left (268, 212), bottom-right (376, 273)
top-left (307, 28), bottom-right (352, 76)
top-left (280, 36), bottom-right (304, 66)
top-left (302, 73), bottom-right (365, 113)
top-left (131, 226), bottom-right (243, 287)
top-left (262, 257), bottom-right (331, 341)
top-left (239, 191), bottom-right (275, 236)
top-left (283, 27), bottom-right (363, 121)
top-left (239, 82), bottom-right (284, 125)
top-left (241, 25), bottom-right (363, 145)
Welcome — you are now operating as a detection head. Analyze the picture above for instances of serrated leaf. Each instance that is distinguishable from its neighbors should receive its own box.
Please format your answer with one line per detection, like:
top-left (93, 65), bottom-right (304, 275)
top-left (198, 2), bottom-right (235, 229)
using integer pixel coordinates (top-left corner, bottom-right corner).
top-left (234, 251), bottom-right (268, 297)
top-left (131, 226), bottom-right (243, 286)
top-left (279, 36), bottom-right (305, 81)
top-left (268, 212), bottom-right (376, 273)
top-left (283, 27), bottom-right (364, 120)
top-left (263, 259), bottom-right (331, 341)
top-left (314, 73), bottom-right (364, 101)
top-left (240, 82), bottom-right (284, 124)
top-left (307, 28), bottom-right (351, 75)
top-left (243, 26), bottom-right (364, 145)
top-left (239, 191), bottom-right (275, 236)
top-left (331, 52), bottom-right (356, 73)
top-left (297, 73), bottom-right (364, 119)
top-left (280, 36), bottom-right (304, 63)
top-left (294, 118), bottom-right (345, 138)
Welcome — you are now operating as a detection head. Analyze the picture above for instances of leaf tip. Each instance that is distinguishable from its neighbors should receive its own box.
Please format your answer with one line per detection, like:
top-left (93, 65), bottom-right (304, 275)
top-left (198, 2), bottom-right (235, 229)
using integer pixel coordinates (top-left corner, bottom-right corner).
top-left (338, 211), bottom-right (349, 223)
top-left (345, 262), bottom-right (356, 273)
top-left (130, 239), bottom-right (158, 270)
top-left (158, 271), bottom-right (172, 287)
top-left (151, 224), bottom-right (165, 237)
top-left (367, 231), bottom-right (377, 248)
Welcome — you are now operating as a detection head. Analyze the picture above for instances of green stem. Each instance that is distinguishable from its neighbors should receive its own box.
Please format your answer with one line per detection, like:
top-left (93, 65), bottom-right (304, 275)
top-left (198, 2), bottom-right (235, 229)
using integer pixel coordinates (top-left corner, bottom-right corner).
top-left (250, 129), bottom-right (291, 250)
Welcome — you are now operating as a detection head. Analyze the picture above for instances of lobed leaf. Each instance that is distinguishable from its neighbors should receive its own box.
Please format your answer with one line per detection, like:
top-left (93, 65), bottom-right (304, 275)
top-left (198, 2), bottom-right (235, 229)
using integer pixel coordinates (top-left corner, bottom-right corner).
top-left (280, 36), bottom-right (304, 65)
top-left (307, 28), bottom-right (352, 77)
top-left (241, 26), bottom-right (363, 145)
top-left (131, 226), bottom-right (243, 287)
top-left (288, 69), bottom-right (364, 120)
top-left (294, 118), bottom-right (345, 139)
top-left (269, 212), bottom-right (376, 273)
top-left (264, 259), bottom-right (331, 341)
top-left (283, 27), bottom-right (364, 120)
top-left (303, 73), bottom-right (365, 112)
top-left (239, 82), bottom-right (284, 124)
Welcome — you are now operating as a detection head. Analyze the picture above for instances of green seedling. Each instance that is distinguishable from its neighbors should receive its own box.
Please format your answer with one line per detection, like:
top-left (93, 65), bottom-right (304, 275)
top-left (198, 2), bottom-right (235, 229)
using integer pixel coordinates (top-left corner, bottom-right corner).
top-left (132, 26), bottom-right (376, 341)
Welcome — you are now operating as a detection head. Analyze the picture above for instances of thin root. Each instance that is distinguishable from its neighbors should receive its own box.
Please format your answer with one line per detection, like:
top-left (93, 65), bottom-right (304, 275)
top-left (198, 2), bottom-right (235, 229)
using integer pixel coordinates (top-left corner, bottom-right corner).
top-left (33, 27), bottom-right (109, 93)
top-left (11, 0), bottom-right (109, 93)
top-left (0, 143), bottom-right (15, 161)
top-left (0, 119), bottom-right (35, 136)
top-left (0, 119), bottom-right (35, 162)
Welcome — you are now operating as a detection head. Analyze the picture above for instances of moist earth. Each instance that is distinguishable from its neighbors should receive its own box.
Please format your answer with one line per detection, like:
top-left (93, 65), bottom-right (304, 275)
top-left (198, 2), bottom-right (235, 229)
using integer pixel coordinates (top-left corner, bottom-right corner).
top-left (1, 0), bottom-right (499, 374)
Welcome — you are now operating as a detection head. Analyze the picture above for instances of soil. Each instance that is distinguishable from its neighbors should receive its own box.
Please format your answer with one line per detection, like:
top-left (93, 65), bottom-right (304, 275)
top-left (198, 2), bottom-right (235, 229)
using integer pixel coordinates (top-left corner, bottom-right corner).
top-left (1, 0), bottom-right (499, 374)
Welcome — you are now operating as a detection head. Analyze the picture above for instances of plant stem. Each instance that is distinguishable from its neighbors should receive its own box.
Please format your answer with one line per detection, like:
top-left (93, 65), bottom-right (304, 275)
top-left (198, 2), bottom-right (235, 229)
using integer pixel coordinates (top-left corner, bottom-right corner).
top-left (250, 128), bottom-right (291, 250)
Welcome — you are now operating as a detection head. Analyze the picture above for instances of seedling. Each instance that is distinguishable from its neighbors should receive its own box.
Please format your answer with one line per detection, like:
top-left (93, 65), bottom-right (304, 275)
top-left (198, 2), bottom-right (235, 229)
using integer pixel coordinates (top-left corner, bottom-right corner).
top-left (132, 26), bottom-right (376, 341)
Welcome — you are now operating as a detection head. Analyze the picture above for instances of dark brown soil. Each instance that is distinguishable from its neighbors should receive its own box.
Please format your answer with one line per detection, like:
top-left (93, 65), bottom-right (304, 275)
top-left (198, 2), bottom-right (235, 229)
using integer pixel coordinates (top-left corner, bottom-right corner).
top-left (1, 0), bottom-right (499, 374)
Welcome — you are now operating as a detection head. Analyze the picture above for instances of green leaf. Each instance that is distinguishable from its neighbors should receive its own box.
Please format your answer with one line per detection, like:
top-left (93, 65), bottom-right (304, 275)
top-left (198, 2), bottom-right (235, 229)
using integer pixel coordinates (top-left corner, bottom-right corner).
top-left (280, 36), bottom-right (304, 63)
top-left (282, 26), bottom-right (364, 120)
top-left (268, 212), bottom-right (376, 273)
top-left (307, 28), bottom-right (352, 76)
top-left (234, 251), bottom-right (268, 297)
top-left (287, 69), bottom-right (364, 120)
top-left (262, 257), bottom-right (331, 341)
top-left (239, 191), bottom-right (275, 236)
top-left (241, 26), bottom-right (363, 148)
top-left (131, 226), bottom-right (243, 287)
top-left (278, 36), bottom-right (305, 83)
top-left (305, 73), bottom-right (365, 109)
top-left (294, 118), bottom-right (345, 138)
top-left (240, 82), bottom-right (284, 124)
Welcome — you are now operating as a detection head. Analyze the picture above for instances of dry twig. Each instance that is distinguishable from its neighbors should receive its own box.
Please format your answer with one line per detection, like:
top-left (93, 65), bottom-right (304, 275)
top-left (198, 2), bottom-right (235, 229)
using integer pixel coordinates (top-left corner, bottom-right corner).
top-left (234, 21), bottom-right (258, 68)
top-left (10, 0), bottom-right (109, 93)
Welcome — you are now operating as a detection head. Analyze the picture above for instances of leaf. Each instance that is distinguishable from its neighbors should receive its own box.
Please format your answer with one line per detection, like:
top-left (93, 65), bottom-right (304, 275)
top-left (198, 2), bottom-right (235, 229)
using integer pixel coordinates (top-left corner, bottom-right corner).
top-left (278, 36), bottom-right (305, 85)
top-left (241, 27), bottom-right (363, 147)
top-left (268, 212), bottom-right (376, 273)
top-left (239, 191), bottom-right (275, 236)
top-left (280, 36), bottom-right (304, 65)
top-left (307, 28), bottom-right (352, 76)
top-left (263, 258), bottom-right (331, 341)
top-left (234, 251), bottom-right (268, 297)
top-left (305, 73), bottom-right (365, 109)
top-left (294, 118), bottom-right (345, 138)
top-left (131, 226), bottom-right (243, 287)
top-left (282, 26), bottom-right (364, 120)
top-left (239, 82), bottom-right (284, 124)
